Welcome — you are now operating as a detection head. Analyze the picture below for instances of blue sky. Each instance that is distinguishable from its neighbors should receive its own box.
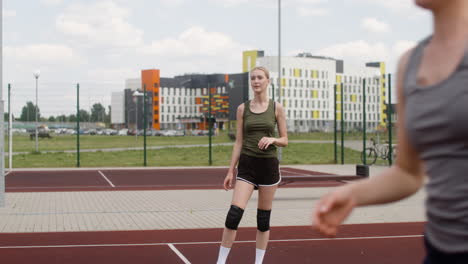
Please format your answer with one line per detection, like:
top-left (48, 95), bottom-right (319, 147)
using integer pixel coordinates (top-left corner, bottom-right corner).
top-left (3, 0), bottom-right (431, 116)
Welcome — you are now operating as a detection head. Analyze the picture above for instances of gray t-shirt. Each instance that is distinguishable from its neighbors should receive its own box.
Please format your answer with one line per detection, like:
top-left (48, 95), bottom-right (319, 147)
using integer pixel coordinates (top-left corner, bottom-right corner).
top-left (404, 37), bottom-right (468, 253)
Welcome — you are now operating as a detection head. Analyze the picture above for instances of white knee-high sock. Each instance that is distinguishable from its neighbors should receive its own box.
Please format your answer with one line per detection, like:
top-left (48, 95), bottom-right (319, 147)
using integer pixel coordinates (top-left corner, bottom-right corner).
top-left (216, 246), bottom-right (231, 264)
top-left (255, 248), bottom-right (266, 264)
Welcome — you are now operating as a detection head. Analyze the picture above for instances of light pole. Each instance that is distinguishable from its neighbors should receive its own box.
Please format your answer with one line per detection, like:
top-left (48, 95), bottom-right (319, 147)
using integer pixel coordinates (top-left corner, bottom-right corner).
top-left (277, 0), bottom-right (282, 161)
top-left (33, 70), bottom-right (40, 152)
top-left (133, 90), bottom-right (143, 141)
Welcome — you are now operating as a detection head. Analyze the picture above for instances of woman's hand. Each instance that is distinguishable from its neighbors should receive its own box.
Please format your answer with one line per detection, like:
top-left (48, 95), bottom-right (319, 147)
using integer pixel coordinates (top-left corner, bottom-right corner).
top-left (312, 186), bottom-right (357, 237)
top-left (223, 173), bottom-right (234, 191)
top-left (258, 137), bottom-right (276, 150)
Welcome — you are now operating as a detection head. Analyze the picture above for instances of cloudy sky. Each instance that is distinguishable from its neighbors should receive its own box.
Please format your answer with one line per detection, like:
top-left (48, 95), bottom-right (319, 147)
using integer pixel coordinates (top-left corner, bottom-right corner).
top-left (3, 0), bottom-right (431, 117)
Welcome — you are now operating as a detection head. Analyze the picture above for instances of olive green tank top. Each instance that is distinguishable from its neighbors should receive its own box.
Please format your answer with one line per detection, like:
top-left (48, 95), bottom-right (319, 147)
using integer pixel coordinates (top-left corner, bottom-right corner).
top-left (241, 99), bottom-right (277, 158)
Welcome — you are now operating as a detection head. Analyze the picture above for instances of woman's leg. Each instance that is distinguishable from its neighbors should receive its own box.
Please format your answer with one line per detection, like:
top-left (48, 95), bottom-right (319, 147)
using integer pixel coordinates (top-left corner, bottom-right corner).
top-left (221, 180), bottom-right (255, 247)
top-left (217, 181), bottom-right (255, 264)
top-left (254, 185), bottom-right (278, 263)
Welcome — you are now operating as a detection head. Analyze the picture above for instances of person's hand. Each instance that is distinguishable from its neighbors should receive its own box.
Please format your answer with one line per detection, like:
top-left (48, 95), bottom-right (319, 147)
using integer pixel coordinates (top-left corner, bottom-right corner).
top-left (312, 186), bottom-right (357, 237)
top-left (258, 137), bottom-right (276, 150)
top-left (223, 173), bottom-right (234, 191)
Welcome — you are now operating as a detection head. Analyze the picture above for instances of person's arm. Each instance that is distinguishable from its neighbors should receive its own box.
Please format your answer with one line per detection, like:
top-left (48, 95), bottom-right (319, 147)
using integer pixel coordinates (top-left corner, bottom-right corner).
top-left (223, 104), bottom-right (244, 190)
top-left (312, 48), bottom-right (426, 236)
top-left (258, 102), bottom-right (288, 149)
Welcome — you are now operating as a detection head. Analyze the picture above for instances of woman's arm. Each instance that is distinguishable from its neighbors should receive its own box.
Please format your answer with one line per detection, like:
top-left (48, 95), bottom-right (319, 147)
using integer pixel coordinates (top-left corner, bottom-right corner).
top-left (312, 48), bottom-right (426, 236)
top-left (258, 102), bottom-right (288, 150)
top-left (224, 104), bottom-right (244, 190)
top-left (348, 48), bottom-right (426, 205)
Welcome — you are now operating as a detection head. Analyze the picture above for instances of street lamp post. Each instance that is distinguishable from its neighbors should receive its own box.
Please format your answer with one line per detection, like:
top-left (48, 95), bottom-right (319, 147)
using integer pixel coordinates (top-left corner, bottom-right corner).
top-left (277, 0), bottom-right (282, 161)
top-left (133, 90), bottom-right (143, 141)
top-left (33, 70), bottom-right (40, 152)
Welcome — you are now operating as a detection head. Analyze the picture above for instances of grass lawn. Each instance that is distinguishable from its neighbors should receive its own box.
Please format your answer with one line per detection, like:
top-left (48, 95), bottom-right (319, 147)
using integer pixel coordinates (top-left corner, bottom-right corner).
top-left (9, 143), bottom-right (392, 168)
top-left (6, 131), bottom-right (396, 153)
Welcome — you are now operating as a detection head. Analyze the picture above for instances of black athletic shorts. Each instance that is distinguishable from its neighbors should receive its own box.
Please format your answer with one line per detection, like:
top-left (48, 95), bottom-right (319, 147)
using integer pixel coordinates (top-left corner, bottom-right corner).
top-left (236, 154), bottom-right (281, 189)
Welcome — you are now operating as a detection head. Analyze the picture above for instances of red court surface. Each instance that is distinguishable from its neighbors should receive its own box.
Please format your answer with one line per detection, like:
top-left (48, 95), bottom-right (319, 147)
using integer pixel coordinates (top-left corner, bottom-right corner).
top-left (5, 167), bottom-right (364, 192)
top-left (0, 222), bottom-right (426, 264)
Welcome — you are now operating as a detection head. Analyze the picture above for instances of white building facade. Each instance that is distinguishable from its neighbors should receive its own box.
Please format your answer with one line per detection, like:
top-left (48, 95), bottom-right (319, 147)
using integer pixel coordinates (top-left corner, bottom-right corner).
top-left (244, 51), bottom-right (386, 132)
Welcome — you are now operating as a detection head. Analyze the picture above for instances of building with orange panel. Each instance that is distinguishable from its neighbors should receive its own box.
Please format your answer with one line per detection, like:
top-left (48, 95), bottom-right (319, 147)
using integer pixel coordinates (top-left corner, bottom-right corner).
top-left (141, 69), bottom-right (160, 130)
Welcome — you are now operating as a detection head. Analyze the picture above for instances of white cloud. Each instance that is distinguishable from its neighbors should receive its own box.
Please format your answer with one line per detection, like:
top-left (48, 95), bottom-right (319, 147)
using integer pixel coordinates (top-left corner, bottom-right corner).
top-left (348, 0), bottom-right (412, 11)
top-left (361, 17), bottom-right (390, 33)
top-left (297, 7), bottom-right (328, 17)
top-left (296, 0), bottom-right (324, 4)
top-left (56, 1), bottom-right (143, 48)
top-left (159, 0), bottom-right (185, 7)
top-left (4, 44), bottom-right (81, 64)
top-left (86, 67), bottom-right (137, 82)
top-left (2, 9), bottom-right (17, 18)
top-left (41, 0), bottom-right (63, 5)
top-left (317, 40), bottom-right (389, 63)
top-left (314, 39), bottom-right (418, 73)
top-left (392, 40), bottom-right (416, 58)
top-left (212, 0), bottom-right (277, 8)
top-left (143, 26), bottom-right (248, 58)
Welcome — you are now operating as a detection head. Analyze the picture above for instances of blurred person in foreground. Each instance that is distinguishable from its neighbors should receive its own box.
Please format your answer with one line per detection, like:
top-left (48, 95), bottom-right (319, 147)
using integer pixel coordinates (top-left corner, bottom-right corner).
top-left (312, 1), bottom-right (468, 263)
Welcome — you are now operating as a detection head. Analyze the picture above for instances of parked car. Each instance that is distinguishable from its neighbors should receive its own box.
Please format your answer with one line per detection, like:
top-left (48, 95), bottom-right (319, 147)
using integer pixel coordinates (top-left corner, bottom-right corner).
top-left (30, 129), bottom-right (52, 140)
top-left (118, 129), bottom-right (128, 136)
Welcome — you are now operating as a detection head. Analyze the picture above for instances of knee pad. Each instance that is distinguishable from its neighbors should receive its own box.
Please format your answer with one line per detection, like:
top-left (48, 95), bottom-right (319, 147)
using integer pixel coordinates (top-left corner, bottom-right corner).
top-left (225, 205), bottom-right (244, 230)
top-left (257, 209), bottom-right (271, 232)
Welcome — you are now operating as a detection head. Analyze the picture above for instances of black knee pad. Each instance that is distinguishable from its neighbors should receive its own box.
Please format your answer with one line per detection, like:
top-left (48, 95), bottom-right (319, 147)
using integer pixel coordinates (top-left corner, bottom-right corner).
top-left (225, 205), bottom-right (244, 230)
top-left (257, 209), bottom-right (271, 232)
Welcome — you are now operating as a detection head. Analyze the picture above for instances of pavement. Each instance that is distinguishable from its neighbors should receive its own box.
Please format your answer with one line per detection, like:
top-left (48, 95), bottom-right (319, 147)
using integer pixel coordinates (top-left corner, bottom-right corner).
top-left (0, 164), bottom-right (426, 233)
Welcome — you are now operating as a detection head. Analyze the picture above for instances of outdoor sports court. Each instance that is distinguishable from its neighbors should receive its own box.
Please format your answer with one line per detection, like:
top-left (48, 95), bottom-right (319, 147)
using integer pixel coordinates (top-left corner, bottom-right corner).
top-left (0, 166), bottom-right (427, 263)
top-left (5, 167), bottom-right (363, 192)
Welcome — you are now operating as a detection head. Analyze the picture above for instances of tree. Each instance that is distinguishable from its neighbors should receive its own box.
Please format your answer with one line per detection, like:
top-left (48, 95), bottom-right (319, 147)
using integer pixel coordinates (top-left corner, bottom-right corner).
top-left (68, 114), bottom-right (77, 122)
top-left (19, 101), bottom-right (40, 121)
top-left (48, 116), bottom-right (56, 122)
top-left (79, 109), bottom-right (90, 122)
top-left (4, 113), bottom-right (12, 122)
top-left (57, 115), bottom-right (67, 122)
top-left (105, 105), bottom-right (111, 124)
top-left (90, 103), bottom-right (106, 122)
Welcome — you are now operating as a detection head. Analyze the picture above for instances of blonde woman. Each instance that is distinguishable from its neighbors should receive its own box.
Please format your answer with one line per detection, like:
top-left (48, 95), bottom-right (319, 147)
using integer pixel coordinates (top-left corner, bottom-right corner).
top-left (216, 67), bottom-right (288, 264)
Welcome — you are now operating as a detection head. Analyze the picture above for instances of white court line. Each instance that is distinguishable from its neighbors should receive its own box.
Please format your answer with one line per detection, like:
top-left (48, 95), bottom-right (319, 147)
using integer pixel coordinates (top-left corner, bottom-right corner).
top-left (4, 171), bottom-right (12, 177)
top-left (6, 184), bottom-right (218, 190)
top-left (0, 235), bottom-right (423, 249)
top-left (7, 186), bottom-right (108, 189)
top-left (98, 171), bottom-right (115, 188)
top-left (280, 169), bottom-right (331, 177)
top-left (168, 243), bottom-right (191, 264)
